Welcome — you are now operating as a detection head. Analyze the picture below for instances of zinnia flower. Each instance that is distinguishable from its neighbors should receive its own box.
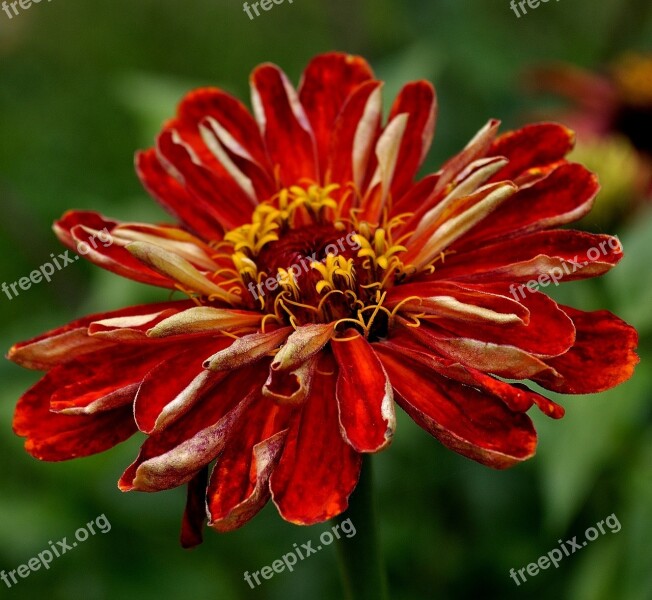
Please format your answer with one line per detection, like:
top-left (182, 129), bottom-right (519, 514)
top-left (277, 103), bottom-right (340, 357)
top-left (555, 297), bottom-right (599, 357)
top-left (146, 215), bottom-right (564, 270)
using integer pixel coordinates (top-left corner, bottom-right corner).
top-left (8, 52), bottom-right (638, 547)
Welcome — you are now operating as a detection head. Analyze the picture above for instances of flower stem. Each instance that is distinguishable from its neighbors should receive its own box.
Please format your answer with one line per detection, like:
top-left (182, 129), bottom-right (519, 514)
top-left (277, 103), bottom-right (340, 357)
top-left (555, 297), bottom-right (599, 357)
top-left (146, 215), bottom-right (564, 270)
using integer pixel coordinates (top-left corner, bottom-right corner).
top-left (333, 455), bottom-right (389, 600)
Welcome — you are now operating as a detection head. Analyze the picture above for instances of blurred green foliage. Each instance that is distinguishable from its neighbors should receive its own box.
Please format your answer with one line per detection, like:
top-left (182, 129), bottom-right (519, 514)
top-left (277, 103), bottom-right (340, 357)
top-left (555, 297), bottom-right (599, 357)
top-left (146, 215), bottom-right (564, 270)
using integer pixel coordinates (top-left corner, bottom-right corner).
top-left (1, 1), bottom-right (651, 598)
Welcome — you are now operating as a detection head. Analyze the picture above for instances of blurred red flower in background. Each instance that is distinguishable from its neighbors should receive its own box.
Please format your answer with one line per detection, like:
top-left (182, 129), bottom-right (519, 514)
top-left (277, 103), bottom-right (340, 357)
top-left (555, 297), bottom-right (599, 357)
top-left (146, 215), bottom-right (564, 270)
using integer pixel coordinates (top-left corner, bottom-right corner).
top-left (527, 53), bottom-right (652, 226)
top-left (8, 53), bottom-right (638, 546)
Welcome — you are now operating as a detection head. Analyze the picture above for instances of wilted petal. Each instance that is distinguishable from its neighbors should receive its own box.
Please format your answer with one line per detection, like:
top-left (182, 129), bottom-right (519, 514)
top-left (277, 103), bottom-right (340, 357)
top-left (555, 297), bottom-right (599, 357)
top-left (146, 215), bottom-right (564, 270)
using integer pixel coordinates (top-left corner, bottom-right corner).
top-left (271, 323), bottom-right (335, 372)
top-left (127, 241), bottom-right (241, 304)
top-left (203, 327), bottom-right (292, 371)
top-left (147, 307), bottom-right (262, 338)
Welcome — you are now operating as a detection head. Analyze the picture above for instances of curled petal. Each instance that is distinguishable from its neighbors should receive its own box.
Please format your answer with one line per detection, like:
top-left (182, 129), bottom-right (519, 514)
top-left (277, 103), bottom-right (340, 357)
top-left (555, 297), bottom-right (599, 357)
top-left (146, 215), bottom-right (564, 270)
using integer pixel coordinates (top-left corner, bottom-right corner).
top-left (263, 357), bottom-right (317, 405)
top-left (203, 327), bottom-right (292, 371)
top-left (127, 241), bottom-right (241, 304)
top-left (146, 307), bottom-right (262, 338)
top-left (271, 323), bottom-right (335, 372)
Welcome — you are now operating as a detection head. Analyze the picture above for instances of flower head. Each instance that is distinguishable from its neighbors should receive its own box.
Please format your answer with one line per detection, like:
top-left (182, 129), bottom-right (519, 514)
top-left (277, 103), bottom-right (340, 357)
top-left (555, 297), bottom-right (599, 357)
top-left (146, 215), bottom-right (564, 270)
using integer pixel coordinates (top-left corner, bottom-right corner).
top-left (8, 53), bottom-right (638, 546)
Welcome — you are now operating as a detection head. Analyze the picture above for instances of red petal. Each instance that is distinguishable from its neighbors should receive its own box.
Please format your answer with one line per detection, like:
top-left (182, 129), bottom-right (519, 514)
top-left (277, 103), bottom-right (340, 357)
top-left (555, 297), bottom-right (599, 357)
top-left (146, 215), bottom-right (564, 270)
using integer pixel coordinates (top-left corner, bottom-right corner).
top-left (53, 211), bottom-right (176, 288)
top-left (436, 230), bottom-right (623, 283)
top-left (426, 289), bottom-right (576, 358)
top-left (533, 306), bottom-right (639, 394)
top-left (376, 334), bottom-right (563, 418)
top-left (270, 352), bottom-right (362, 524)
top-left (332, 330), bottom-right (394, 452)
top-left (119, 364), bottom-right (269, 492)
top-left (156, 128), bottom-right (255, 230)
top-left (387, 81), bottom-right (437, 199)
top-left (386, 280), bottom-right (531, 326)
top-left (251, 63), bottom-right (318, 186)
top-left (7, 301), bottom-right (194, 370)
top-left (180, 467), bottom-right (209, 549)
top-left (487, 122), bottom-right (575, 182)
top-left (299, 52), bottom-right (375, 175)
top-left (376, 347), bottom-right (538, 468)
top-left (457, 162), bottom-right (599, 249)
top-left (134, 338), bottom-right (232, 434)
top-left (48, 343), bottom-right (188, 414)
top-left (328, 80), bottom-right (383, 199)
top-left (135, 149), bottom-right (224, 240)
top-left (13, 376), bottom-right (137, 461)
top-left (207, 396), bottom-right (290, 532)
top-left (176, 87), bottom-right (271, 172)
top-left (399, 318), bottom-right (559, 380)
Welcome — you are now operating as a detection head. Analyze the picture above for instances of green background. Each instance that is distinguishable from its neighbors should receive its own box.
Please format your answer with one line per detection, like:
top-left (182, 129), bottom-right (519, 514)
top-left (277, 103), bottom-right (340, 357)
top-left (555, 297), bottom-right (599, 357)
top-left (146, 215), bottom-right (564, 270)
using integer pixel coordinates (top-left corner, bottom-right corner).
top-left (1, 1), bottom-right (651, 598)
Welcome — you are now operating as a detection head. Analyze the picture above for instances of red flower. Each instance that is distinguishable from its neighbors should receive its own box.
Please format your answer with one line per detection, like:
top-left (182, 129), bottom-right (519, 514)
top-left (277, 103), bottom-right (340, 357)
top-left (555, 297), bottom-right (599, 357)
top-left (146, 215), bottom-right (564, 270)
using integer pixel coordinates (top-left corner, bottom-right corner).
top-left (8, 53), bottom-right (638, 547)
top-left (528, 53), bottom-right (652, 155)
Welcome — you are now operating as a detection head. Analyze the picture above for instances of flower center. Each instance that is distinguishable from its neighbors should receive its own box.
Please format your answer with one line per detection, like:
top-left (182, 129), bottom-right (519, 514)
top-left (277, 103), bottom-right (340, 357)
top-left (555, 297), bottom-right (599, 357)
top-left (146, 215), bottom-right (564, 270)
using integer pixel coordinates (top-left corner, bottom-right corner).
top-left (213, 183), bottom-right (415, 339)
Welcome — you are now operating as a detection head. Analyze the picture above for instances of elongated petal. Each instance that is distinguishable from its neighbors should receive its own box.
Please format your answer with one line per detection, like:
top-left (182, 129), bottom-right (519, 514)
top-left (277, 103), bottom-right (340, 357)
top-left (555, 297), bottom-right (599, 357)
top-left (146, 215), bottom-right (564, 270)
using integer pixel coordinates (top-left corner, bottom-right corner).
top-left (299, 52), bottom-right (375, 173)
top-left (386, 281), bottom-right (530, 326)
top-left (377, 349), bottom-right (537, 468)
top-left (458, 162), bottom-right (599, 249)
top-left (487, 122), bottom-right (575, 182)
top-left (401, 318), bottom-right (560, 380)
top-left (147, 307), bottom-right (262, 337)
top-left (270, 353), bottom-right (362, 524)
top-left (328, 81), bottom-right (383, 191)
top-left (405, 182), bottom-right (517, 270)
top-left (377, 334), bottom-right (564, 418)
top-left (210, 431), bottom-right (287, 532)
top-left (7, 301), bottom-right (194, 370)
top-left (48, 343), bottom-right (188, 414)
top-left (136, 148), bottom-right (225, 240)
top-left (251, 63), bottom-right (318, 185)
top-left (361, 113), bottom-right (409, 222)
top-left (427, 290), bottom-right (576, 358)
top-left (127, 241), bottom-right (241, 304)
top-left (387, 81), bottom-right (437, 198)
top-left (436, 230), bottom-right (623, 283)
top-left (332, 330), bottom-right (394, 452)
top-left (53, 211), bottom-right (177, 288)
top-left (158, 125), bottom-right (256, 227)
